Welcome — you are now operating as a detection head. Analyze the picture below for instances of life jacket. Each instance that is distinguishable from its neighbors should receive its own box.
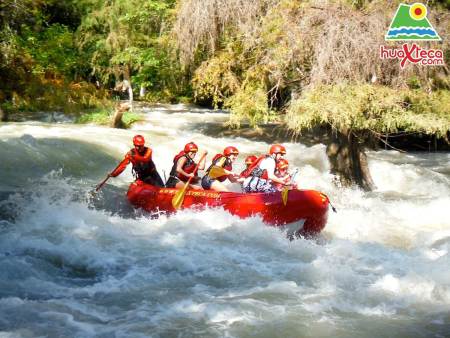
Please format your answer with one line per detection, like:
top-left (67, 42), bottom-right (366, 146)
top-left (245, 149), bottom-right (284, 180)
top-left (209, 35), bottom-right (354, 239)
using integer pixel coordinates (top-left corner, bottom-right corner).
top-left (240, 155), bottom-right (272, 180)
top-left (169, 151), bottom-right (197, 182)
top-left (239, 165), bottom-right (251, 178)
top-left (273, 171), bottom-right (289, 191)
top-left (127, 147), bottom-right (156, 179)
top-left (206, 154), bottom-right (232, 182)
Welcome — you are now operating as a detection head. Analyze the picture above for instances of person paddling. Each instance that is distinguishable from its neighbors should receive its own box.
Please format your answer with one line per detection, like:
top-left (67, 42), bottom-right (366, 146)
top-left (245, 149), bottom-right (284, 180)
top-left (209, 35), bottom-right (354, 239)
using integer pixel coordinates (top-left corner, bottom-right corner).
top-left (241, 144), bottom-right (290, 193)
top-left (165, 142), bottom-right (207, 189)
top-left (273, 159), bottom-right (298, 191)
top-left (239, 155), bottom-right (258, 177)
top-left (108, 135), bottom-right (164, 186)
top-left (201, 146), bottom-right (240, 192)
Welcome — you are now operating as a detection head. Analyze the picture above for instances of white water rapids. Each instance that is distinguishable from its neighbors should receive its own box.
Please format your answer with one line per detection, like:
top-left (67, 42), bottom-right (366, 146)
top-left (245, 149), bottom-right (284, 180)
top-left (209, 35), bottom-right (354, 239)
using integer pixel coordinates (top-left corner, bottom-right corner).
top-left (0, 105), bottom-right (449, 337)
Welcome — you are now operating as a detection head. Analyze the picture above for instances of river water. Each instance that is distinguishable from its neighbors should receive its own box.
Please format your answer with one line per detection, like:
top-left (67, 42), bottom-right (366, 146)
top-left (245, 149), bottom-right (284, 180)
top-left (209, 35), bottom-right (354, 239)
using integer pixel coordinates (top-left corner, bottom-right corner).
top-left (0, 105), bottom-right (449, 338)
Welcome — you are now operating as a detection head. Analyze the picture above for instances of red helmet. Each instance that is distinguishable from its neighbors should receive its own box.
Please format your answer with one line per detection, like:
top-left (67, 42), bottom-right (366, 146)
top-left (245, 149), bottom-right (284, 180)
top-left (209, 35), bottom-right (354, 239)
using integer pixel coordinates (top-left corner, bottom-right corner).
top-left (224, 146), bottom-right (239, 156)
top-left (133, 135), bottom-right (145, 146)
top-left (269, 144), bottom-right (286, 155)
top-left (245, 155), bottom-right (258, 165)
top-left (276, 158), bottom-right (289, 170)
top-left (184, 142), bottom-right (198, 153)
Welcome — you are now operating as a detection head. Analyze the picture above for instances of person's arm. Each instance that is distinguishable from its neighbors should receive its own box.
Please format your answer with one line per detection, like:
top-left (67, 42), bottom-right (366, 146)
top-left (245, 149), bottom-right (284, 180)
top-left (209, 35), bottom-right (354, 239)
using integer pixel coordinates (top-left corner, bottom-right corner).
top-left (110, 154), bottom-right (131, 177)
top-left (216, 157), bottom-right (237, 179)
top-left (279, 173), bottom-right (291, 182)
top-left (228, 174), bottom-right (238, 183)
top-left (235, 177), bottom-right (245, 183)
top-left (264, 160), bottom-right (289, 185)
top-left (267, 172), bottom-right (288, 185)
top-left (197, 150), bottom-right (208, 170)
top-left (176, 157), bottom-right (195, 178)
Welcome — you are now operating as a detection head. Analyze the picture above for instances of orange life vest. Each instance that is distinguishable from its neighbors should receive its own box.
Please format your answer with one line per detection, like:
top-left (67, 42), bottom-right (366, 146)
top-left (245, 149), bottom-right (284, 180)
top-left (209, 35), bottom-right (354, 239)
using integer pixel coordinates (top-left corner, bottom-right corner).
top-left (240, 155), bottom-right (271, 180)
top-left (127, 147), bottom-right (156, 178)
top-left (128, 147), bottom-right (152, 163)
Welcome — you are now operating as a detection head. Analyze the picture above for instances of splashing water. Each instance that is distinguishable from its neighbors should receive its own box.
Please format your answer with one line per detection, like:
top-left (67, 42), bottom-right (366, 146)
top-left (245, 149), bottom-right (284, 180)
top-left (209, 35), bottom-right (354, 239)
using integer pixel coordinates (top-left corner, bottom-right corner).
top-left (0, 105), bottom-right (449, 337)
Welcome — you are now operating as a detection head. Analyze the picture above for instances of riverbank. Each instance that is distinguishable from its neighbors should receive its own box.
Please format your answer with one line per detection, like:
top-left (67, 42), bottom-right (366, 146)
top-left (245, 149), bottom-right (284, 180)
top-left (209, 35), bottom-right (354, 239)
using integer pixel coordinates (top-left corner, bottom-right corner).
top-left (4, 99), bottom-right (448, 153)
top-left (190, 113), bottom-right (450, 152)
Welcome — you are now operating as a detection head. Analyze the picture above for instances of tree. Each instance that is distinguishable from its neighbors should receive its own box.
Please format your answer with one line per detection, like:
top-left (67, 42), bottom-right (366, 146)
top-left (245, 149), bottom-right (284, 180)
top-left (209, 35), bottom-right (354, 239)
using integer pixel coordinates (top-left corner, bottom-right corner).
top-left (173, 0), bottom-right (450, 190)
top-left (77, 0), bottom-right (175, 108)
top-left (286, 84), bottom-right (450, 190)
top-left (0, 0), bottom-right (42, 102)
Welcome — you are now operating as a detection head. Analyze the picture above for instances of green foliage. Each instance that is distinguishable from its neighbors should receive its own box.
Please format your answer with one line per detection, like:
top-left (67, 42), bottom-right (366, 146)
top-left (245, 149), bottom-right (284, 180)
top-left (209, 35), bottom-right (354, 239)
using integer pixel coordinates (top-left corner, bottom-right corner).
top-left (77, 0), bottom-right (177, 90)
top-left (0, 0), bottom-right (43, 31)
top-left (76, 107), bottom-right (142, 127)
top-left (192, 50), bottom-right (240, 107)
top-left (1, 0), bottom-right (186, 116)
top-left (223, 65), bottom-right (279, 127)
top-left (432, 0), bottom-right (450, 10)
top-left (225, 80), bottom-right (276, 127)
top-left (0, 0), bottom-right (107, 115)
top-left (76, 108), bottom-right (112, 125)
top-left (286, 84), bottom-right (450, 137)
top-left (41, 0), bottom-right (88, 29)
top-left (18, 24), bottom-right (80, 77)
top-left (122, 111), bottom-right (142, 127)
top-left (2, 80), bottom-right (110, 114)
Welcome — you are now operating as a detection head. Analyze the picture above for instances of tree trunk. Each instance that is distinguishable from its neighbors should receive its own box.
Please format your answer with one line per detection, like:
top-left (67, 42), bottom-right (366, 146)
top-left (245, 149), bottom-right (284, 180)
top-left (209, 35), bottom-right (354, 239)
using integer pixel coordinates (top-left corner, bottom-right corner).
top-left (124, 65), bottom-right (133, 111)
top-left (0, 106), bottom-right (6, 121)
top-left (111, 102), bottom-right (130, 129)
top-left (139, 85), bottom-right (146, 98)
top-left (326, 128), bottom-right (375, 191)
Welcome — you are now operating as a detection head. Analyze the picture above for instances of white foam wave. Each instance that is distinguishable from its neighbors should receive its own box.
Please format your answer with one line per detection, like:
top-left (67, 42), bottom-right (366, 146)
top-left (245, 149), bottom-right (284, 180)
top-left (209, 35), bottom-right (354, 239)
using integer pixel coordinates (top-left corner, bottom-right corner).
top-left (389, 26), bottom-right (437, 31)
top-left (1, 106), bottom-right (450, 336)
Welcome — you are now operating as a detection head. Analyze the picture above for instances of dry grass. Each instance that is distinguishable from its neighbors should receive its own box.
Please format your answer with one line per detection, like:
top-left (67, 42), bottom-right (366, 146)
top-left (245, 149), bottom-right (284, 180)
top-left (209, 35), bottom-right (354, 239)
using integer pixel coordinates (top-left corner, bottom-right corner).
top-left (173, 0), bottom-right (277, 65)
top-left (173, 0), bottom-right (450, 132)
top-left (174, 0), bottom-right (449, 89)
top-left (305, 4), bottom-right (449, 89)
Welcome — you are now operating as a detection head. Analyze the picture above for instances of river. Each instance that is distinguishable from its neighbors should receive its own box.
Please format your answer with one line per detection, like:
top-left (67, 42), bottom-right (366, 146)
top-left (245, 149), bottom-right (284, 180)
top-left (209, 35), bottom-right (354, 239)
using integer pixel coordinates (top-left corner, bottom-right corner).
top-left (0, 104), bottom-right (449, 337)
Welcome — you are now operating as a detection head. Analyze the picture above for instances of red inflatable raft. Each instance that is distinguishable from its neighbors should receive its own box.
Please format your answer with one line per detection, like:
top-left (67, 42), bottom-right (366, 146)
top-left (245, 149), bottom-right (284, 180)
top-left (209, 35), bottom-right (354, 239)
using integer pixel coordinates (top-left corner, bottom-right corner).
top-left (127, 181), bottom-right (330, 236)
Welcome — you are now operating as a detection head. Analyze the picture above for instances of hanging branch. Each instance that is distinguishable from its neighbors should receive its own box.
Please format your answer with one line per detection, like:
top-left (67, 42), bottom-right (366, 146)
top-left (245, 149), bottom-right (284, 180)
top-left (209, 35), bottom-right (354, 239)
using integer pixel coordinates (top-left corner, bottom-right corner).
top-left (267, 78), bottom-right (281, 109)
top-left (370, 130), bottom-right (407, 153)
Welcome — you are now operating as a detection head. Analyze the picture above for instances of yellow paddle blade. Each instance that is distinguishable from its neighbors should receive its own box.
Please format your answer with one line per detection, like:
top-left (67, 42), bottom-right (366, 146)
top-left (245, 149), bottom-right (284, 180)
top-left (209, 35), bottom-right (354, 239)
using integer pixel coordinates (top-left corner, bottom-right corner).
top-left (208, 166), bottom-right (227, 179)
top-left (172, 183), bottom-right (190, 210)
top-left (281, 187), bottom-right (289, 206)
top-left (172, 152), bottom-right (207, 210)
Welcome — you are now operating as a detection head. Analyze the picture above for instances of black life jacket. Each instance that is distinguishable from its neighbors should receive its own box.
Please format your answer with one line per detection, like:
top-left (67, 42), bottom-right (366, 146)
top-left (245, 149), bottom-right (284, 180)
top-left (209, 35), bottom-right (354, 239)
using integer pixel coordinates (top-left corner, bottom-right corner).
top-left (169, 151), bottom-right (197, 182)
top-left (129, 147), bottom-right (156, 179)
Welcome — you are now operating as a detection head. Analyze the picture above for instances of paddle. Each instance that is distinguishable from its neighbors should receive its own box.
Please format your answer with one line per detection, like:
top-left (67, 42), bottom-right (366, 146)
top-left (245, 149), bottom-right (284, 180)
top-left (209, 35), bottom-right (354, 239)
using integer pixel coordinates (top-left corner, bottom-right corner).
top-left (281, 168), bottom-right (299, 206)
top-left (94, 174), bottom-right (111, 192)
top-left (172, 152), bottom-right (207, 210)
top-left (208, 165), bottom-right (229, 179)
top-left (281, 186), bottom-right (289, 206)
top-left (328, 199), bottom-right (337, 213)
top-left (94, 160), bottom-right (126, 193)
